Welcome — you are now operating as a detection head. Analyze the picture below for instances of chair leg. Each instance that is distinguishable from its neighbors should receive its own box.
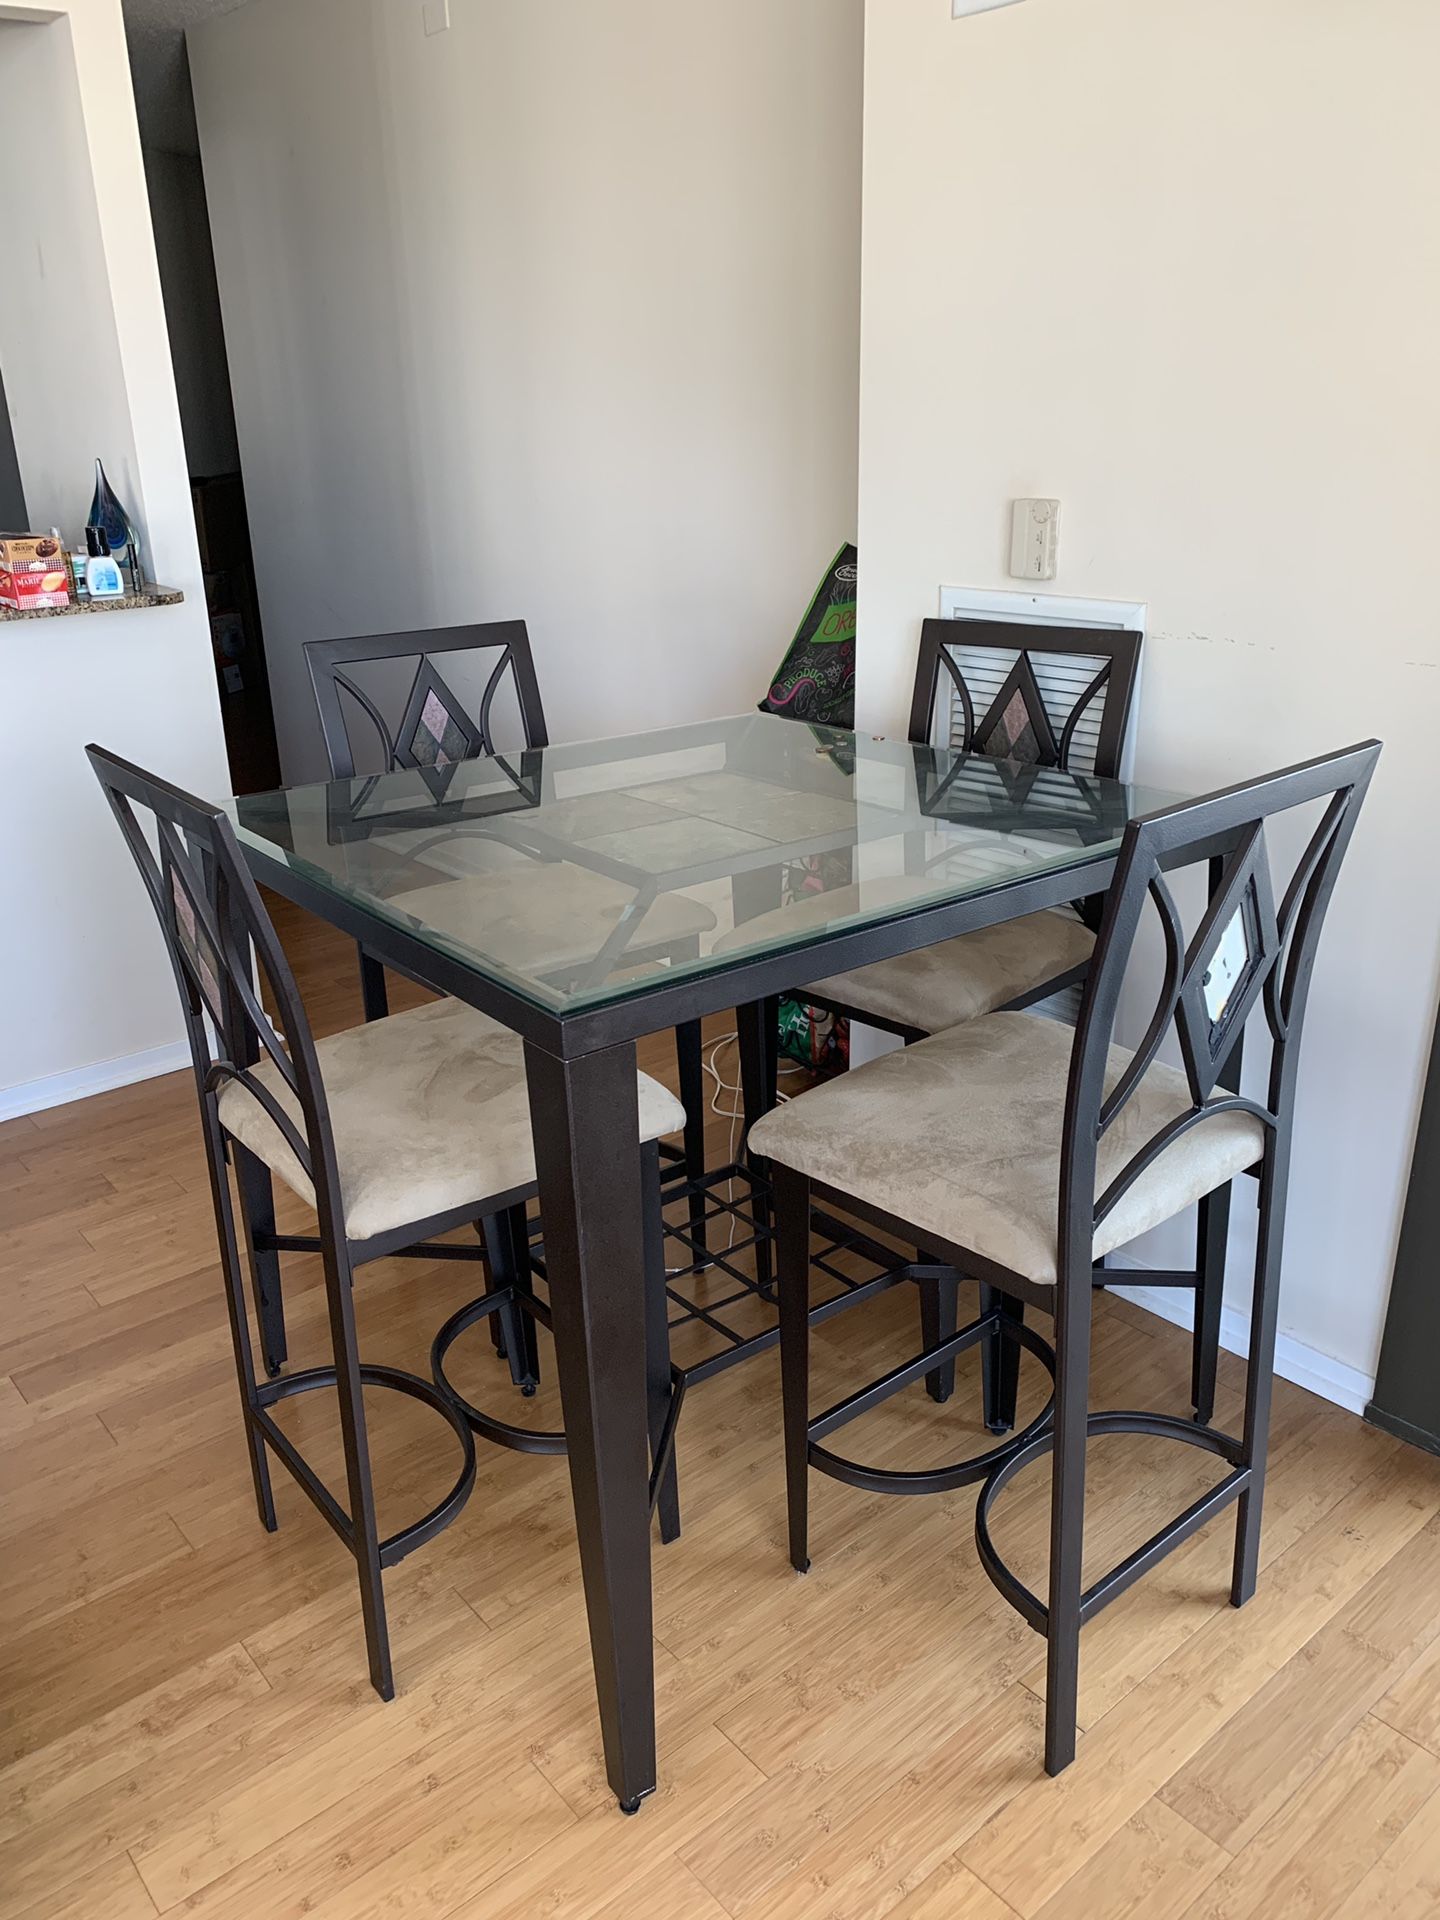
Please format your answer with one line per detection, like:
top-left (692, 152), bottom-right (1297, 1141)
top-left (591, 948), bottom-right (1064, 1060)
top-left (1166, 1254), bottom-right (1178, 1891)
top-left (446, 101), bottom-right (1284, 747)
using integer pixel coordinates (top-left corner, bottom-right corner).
top-left (763, 998), bottom-right (780, 1110)
top-left (1045, 1263), bottom-right (1094, 1776)
top-left (1233, 1155), bottom-right (1287, 1608)
top-left (205, 1110), bottom-right (275, 1531)
top-left (323, 1235), bottom-right (393, 1700)
top-left (675, 1020), bottom-right (708, 1252)
top-left (738, 997), bottom-right (780, 1298)
top-left (983, 1287), bottom-right (1025, 1434)
top-left (233, 1144), bottom-right (287, 1378)
top-left (737, 998), bottom-right (780, 1133)
top-left (476, 1214), bottom-right (524, 1370)
top-left (774, 1163), bottom-right (812, 1574)
top-left (920, 1273), bottom-right (959, 1404)
top-left (642, 1144), bottom-right (680, 1544)
top-left (1193, 1184), bottom-right (1231, 1425)
top-left (358, 944), bottom-right (389, 1022)
top-left (489, 1206), bottom-right (540, 1392)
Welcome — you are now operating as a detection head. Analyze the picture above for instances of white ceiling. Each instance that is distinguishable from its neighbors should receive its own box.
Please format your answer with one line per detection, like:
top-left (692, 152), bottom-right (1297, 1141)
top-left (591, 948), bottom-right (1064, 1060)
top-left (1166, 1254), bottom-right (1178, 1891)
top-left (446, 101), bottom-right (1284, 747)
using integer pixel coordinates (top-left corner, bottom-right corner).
top-left (122, 0), bottom-right (253, 154)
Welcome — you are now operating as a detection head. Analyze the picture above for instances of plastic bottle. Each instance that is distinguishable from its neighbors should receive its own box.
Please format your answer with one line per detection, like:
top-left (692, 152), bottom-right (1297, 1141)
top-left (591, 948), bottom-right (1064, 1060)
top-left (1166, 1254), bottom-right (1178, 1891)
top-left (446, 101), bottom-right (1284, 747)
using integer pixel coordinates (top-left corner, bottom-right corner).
top-left (85, 526), bottom-right (125, 598)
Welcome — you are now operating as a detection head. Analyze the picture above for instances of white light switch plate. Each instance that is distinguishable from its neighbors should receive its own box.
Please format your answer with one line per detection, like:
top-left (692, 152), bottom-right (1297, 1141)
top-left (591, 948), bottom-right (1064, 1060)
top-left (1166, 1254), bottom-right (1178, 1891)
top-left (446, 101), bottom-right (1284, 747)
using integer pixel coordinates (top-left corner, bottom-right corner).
top-left (953, 0), bottom-right (1026, 17)
top-left (1009, 498), bottom-right (1061, 581)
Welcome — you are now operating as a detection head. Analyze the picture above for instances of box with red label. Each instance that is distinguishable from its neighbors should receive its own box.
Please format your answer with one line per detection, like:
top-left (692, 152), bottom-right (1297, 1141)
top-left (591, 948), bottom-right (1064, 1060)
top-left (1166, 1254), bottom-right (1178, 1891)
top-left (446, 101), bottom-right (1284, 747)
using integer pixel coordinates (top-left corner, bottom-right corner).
top-left (0, 534), bottom-right (71, 611)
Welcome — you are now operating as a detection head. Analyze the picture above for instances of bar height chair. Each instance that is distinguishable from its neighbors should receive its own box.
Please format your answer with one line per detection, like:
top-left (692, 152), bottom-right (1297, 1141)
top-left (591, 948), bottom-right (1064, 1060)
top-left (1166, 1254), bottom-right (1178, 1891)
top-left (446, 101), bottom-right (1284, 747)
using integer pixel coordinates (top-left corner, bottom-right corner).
top-left (753, 740), bottom-right (1379, 1774)
top-left (304, 621), bottom-right (715, 1257)
top-left (801, 619), bottom-right (1144, 1032)
top-left (737, 622), bottom-right (1142, 1087)
top-left (88, 745), bottom-right (687, 1698)
top-left (740, 620), bottom-right (1238, 1431)
top-left (738, 620), bottom-right (1158, 1416)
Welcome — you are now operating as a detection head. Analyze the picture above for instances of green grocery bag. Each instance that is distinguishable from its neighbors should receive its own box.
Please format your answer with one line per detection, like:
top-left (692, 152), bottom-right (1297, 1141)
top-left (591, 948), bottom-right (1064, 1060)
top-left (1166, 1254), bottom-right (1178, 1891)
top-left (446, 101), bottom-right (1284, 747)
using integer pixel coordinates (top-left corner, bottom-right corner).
top-left (761, 546), bottom-right (859, 1072)
top-left (759, 543), bottom-right (857, 728)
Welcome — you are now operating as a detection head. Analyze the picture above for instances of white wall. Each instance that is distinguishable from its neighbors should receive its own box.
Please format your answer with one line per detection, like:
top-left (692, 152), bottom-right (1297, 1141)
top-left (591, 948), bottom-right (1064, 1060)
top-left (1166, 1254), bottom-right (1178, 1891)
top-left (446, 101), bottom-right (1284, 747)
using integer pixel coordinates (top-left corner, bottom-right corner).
top-left (190, 0), bottom-right (864, 784)
top-left (0, 0), bottom-right (230, 1114)
top-left (857, 0), bottom-right (1440, 1397)
top-left (0, 11), bottom-right (138, 541)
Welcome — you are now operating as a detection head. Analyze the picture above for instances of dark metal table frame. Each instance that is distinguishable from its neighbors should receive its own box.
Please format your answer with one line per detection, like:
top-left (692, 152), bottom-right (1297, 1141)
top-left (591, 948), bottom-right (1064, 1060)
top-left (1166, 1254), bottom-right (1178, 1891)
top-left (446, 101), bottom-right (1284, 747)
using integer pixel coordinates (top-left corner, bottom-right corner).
top-left (237, 719), bottom-right (1124, 1813)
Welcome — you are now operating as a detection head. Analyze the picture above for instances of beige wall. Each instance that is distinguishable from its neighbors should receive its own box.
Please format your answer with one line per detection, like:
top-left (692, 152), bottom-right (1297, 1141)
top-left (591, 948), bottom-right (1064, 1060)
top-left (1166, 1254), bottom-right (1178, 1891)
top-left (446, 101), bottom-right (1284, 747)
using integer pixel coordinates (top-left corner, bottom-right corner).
top-left (191, 0), bottom-right (864, 782)
top-left (858, 0), bottom-right (1440, 1393)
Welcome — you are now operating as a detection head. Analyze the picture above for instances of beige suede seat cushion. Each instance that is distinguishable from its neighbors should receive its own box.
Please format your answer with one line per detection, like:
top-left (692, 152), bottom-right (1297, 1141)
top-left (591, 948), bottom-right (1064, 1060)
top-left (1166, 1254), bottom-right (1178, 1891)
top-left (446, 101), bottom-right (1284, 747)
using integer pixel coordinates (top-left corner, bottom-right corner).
top-left (714, 878), bottom-right (1094, 1034)
top-left (384, 864), bottom-right (715, 984)
top-left (217, 997), bottom-right (686, 1245)
top-left (749, 1011), bottom-right (1264, 1287)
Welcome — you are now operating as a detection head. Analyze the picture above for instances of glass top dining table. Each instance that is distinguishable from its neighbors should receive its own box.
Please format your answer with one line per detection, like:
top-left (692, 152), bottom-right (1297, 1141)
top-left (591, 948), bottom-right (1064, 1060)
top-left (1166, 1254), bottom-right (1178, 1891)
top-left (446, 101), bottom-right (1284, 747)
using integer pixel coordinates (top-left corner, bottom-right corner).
top-left (228, 710), bottom-right (1177, 1814)
top-left (229, 710), bottom-right (1172, 1047)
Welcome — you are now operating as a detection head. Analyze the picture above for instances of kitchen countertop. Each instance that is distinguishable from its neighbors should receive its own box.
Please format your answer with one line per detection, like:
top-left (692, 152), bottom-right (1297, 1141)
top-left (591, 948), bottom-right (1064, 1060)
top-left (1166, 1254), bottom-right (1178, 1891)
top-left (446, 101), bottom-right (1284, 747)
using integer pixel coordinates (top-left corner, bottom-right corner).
top-left (0, 586), bottom-right (185, 622)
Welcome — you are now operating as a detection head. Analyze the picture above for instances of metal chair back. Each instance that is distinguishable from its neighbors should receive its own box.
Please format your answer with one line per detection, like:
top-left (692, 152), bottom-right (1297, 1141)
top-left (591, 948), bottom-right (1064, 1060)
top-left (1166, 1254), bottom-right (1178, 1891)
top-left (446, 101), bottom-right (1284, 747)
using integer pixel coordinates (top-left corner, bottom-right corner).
top-left (910, 618), bottom-right (1143, 780)
top-left (305, 621), bottom-right (548, 781)
top-left (86, 745), bottom-right (344, 1239)
top-left (1062, 739), bottom-right (1381, 1287)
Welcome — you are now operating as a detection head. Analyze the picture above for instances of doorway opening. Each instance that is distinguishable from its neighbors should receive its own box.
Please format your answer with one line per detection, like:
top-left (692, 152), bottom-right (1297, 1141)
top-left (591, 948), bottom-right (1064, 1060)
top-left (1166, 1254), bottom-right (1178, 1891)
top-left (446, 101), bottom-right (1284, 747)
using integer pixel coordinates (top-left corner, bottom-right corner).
top-left (124, 2), bottom-right (280, 794)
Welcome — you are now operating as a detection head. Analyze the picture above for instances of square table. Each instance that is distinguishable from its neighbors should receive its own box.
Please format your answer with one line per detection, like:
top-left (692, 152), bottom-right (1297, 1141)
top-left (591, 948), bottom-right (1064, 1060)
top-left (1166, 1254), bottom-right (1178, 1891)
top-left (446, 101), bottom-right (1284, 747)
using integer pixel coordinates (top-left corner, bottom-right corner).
top-left (230, 711), bottom-right (1173, 1811)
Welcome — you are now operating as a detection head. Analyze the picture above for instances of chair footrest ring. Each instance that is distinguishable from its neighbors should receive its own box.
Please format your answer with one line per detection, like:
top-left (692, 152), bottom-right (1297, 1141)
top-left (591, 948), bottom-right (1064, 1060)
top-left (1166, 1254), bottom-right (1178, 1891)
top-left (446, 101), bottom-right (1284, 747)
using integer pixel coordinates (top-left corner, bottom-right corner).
top-left (807, 1313), bottom-right (1058, 1497)
top-left (254, 1363), bottom-right (477, 1568)
top-left (430, 1290), bottom-right (569, 1457)
top-left (431, 1290), bottom-right (688, 1508)
top-left (974, 1410), bottom-right (1252, 1636)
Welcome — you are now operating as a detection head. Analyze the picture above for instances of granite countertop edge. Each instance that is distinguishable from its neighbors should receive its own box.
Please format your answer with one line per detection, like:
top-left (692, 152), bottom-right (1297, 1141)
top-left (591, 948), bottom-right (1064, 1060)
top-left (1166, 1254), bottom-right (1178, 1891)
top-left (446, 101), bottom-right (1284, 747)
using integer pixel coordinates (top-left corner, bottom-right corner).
top-left (0, 587), bottom-right (186, 622)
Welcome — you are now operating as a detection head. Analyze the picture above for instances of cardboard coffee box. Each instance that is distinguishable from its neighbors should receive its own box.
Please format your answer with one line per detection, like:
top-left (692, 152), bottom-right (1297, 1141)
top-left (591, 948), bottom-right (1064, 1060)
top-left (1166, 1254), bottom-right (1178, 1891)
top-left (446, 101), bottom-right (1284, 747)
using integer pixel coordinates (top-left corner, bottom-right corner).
top-left (0, 533), bottom-right (71, 611)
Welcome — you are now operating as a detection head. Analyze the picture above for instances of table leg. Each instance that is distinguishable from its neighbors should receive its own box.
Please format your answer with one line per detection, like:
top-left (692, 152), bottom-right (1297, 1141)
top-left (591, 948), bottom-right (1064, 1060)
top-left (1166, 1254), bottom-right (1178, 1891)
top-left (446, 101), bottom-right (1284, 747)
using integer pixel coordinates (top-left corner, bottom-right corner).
top-left (524, 1038), bottom-right (657, 1814)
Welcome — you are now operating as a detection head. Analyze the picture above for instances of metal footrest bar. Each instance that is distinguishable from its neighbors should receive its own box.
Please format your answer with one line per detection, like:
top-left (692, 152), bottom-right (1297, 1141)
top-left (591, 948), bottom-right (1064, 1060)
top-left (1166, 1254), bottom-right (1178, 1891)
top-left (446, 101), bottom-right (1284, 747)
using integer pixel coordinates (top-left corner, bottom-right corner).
top-left (1080, 1464), bottom-right (1250, 1625)
top-left (974, 1409), bottom-right (1250, 1638)
top-left (809, 1206), bottom-right (917, 1276)
top-left (807, 1313), bottom-right (1059, 1498)
top-left (808, 1264), bottom-right (921, 1329)
top-left (252, 1362), bottom-right (477, 1570)
top-left (257, 1231), bottom-right (490, 1265)
top-left (649, 1373), bottom-right (688, 1519)
top-left (421, 1166), bottom-right (948, 1468)
top-left (430, 1289), bottom-right (567, 1456)
top-left (1104, 1266), bottom-right (1204, 1289)
top-left (430, 1286), bottom-right (689, 1506)
top-left (252, 1400), bottom-right (354, 1546)
top-left (810, 1308), bottom-right (1015, 1444)
top-left (804, 1264), bottom-right (988, 1379)
top-left (257, 1232), bottom-right (326, 1255)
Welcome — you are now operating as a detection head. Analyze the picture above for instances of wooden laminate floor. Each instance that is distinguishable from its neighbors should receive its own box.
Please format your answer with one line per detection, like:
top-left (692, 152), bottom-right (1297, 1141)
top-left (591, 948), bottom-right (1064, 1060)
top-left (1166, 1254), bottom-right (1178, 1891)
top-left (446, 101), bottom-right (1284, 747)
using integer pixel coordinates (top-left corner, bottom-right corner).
top-left (4, 901), bottom-right (1440, 1919)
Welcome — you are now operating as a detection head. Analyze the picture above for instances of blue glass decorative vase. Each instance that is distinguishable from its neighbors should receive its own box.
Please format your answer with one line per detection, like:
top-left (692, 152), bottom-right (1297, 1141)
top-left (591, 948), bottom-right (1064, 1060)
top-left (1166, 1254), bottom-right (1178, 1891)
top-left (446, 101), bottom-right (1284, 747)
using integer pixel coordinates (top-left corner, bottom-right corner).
top-left (89, 459), bottom-right (139, 578)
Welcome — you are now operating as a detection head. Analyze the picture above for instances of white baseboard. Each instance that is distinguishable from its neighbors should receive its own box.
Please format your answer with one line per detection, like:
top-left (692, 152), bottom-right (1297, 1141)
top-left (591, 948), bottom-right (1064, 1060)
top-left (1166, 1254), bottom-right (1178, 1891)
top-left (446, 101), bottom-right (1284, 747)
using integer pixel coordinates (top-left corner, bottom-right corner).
top-left (0, 1040), bottom-right (192, 1123)
top-left (1107, 1258), bottom-right (1375, 1418)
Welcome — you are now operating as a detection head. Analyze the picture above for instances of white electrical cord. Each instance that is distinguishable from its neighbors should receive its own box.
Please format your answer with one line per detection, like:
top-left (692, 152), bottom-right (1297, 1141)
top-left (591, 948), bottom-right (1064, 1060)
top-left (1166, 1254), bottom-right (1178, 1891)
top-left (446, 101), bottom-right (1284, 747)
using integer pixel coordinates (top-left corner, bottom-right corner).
top-left (699, 1029), bottom-right (801, 1255)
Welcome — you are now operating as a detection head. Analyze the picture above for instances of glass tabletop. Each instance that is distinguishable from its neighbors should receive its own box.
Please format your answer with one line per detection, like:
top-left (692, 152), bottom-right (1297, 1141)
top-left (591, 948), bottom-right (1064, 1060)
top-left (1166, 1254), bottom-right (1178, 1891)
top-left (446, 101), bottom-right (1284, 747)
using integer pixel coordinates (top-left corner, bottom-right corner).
top-left (228, 712), bottom-right (1176, 1015)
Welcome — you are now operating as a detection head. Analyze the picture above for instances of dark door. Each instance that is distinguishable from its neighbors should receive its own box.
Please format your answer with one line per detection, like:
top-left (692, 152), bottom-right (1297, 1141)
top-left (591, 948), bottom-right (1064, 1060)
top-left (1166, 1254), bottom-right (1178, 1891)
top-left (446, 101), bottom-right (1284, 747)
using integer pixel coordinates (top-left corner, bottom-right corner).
top-left (192, 473), bottom-right (282, 795)
top-left (0, 365), bottom-right (25, 530)
top-left (1367, 996), bottom-right (1440, 1454)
